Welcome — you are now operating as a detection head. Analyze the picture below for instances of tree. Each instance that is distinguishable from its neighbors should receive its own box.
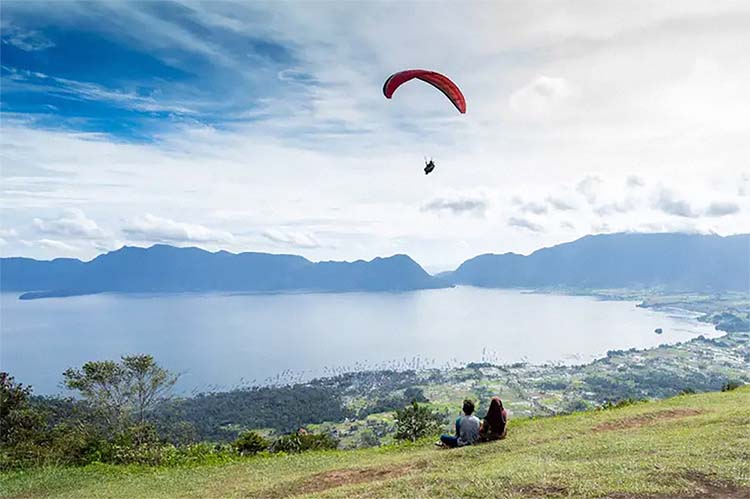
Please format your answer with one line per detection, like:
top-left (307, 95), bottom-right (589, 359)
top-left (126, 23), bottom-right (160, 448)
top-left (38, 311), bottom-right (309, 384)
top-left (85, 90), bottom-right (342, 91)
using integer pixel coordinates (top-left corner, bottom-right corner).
top-left (394, 400), bottom-right (441, 442)
top-left (121, 355), bottom-right (179, 424)
top-left (63, 355), bottom-right (178, 430)
top-left (63, 361), bottom-right (130, 430)
top-left (0, 372), bottom-right (44, 447)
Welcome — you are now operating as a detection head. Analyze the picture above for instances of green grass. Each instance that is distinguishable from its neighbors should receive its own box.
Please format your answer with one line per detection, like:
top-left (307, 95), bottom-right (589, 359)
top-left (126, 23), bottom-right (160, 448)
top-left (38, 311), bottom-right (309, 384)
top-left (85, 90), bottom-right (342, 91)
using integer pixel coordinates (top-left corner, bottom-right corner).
top-left (3, 388), bottom-right (749, 498)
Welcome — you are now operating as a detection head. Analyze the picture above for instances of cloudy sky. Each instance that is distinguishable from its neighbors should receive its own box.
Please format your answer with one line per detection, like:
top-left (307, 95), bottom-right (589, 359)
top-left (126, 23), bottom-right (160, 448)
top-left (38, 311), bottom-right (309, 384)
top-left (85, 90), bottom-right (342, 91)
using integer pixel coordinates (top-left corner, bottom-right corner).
top-left (1, 1), bottom-right (748, 271)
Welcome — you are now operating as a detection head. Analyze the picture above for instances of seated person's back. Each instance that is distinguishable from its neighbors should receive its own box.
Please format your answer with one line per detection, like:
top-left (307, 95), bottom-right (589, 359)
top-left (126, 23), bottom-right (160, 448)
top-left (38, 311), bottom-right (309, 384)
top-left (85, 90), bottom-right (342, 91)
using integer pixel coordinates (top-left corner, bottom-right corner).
top-left (439, 399), bottom-right (481, 448)
top-left (457, 412), bottom-right (481, 446)
top-left (481, 396), bottom-right (507, 440)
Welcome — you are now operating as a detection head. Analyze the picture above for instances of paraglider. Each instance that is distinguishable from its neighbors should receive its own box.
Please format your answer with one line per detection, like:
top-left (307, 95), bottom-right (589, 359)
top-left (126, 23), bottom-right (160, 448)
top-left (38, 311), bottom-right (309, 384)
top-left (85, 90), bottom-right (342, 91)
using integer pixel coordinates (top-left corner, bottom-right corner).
top-left (383, 69), bottom-right (466, 176)
top-left (382, 69), bottom-right (466, 113)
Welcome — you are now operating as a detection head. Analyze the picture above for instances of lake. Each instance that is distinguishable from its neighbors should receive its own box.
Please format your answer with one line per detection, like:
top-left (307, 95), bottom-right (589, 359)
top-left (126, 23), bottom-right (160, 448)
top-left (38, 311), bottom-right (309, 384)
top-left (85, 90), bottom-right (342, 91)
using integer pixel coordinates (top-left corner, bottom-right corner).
top-left (0, 287), bottom-right (720, 395)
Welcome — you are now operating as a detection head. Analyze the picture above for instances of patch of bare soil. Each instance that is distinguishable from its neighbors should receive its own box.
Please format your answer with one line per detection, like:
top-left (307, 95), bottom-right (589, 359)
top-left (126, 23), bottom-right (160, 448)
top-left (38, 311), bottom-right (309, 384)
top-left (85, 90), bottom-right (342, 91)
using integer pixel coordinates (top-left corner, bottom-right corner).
top-left (277, 461), bottom-right (425, 497)
top-left (512, 484), bottom-right (568, 497)
top-left (604, 472), bottom-right (750, 498)
top-left (592, 409), bottom-right (704, 433)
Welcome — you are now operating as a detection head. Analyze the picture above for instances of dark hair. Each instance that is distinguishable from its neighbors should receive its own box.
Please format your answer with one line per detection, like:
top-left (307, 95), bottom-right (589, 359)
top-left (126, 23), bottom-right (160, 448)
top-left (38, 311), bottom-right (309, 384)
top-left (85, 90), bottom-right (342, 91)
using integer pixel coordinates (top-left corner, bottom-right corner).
top-left (484, 397), bottom-right (506, 435)
top-left (462, 399), bottom-right (475, 415)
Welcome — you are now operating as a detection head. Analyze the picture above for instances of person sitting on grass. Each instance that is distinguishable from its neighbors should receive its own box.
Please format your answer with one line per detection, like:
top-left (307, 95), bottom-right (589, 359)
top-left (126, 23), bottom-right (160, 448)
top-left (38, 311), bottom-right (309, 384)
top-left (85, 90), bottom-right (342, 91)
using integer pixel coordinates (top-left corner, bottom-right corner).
top-left (479, 396), bottom-right (507, 441)
top-left (437, 399), bottom-right (481, 448)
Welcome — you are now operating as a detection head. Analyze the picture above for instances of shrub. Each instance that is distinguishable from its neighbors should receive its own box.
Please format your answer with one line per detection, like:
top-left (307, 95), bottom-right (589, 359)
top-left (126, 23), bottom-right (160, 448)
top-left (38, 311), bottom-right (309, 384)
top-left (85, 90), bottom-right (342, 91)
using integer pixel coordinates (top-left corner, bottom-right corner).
top-left (233, 431), bottom-right (269, 455)
top-left (113, 423), bottom-right (160, 448)
top-left (357, 428), bottom-right (381, 448)
top-left (394, 401), bottom-right (441, 442)
top-left (722, 381), bottom-right (743, 392)
top-left (270, 433), bottom-right (337, 453)
top-left (597, 398), bottom-right (644, 411)
top-left (110, 442), bottom-right (178, 466)
top-left (109, 441), bottom-right (237, 466)
top-left (564, 399), bottom-right (589, 413)
top-left (49, 422), bottom-right (113, 465)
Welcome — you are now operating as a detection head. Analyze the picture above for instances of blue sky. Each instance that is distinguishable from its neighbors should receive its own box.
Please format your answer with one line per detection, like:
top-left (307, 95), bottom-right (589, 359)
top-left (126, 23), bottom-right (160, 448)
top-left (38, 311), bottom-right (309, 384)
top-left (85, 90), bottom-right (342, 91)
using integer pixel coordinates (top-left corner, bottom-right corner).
top-left (1, 1), bottom-right (748, 270)
top-left (1, 2), bottom-right (303, 139)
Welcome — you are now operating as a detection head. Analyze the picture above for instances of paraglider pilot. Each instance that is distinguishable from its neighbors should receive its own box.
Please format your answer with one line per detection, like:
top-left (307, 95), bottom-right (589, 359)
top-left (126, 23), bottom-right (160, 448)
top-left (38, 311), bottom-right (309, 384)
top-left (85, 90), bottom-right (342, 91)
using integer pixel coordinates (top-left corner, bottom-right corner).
top-left (424, 159), bottom-right (435, 175)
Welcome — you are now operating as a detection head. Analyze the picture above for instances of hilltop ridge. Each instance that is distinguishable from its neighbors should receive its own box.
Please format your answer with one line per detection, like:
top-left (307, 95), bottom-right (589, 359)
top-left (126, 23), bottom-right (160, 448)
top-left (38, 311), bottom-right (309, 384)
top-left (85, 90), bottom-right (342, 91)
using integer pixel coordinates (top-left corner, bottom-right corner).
top-left (3, 388), bottom-right (748, 498)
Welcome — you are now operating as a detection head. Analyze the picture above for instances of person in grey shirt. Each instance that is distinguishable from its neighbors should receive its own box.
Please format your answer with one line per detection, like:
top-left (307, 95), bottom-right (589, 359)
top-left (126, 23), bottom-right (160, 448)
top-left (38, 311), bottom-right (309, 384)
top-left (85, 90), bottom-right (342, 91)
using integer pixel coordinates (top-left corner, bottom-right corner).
top-left (438, 399), bottom-right (481, 448)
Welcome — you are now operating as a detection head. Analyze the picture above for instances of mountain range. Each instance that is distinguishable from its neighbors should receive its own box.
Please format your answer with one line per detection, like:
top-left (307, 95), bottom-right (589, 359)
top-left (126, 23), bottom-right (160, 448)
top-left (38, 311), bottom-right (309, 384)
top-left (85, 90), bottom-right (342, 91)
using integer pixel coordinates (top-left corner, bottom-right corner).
top-left (1, 233), bottom-right (747, 299)
top-left (449, 232), bottom-right (748, 291)
top-left (1, 245), bottom-right (447, 299)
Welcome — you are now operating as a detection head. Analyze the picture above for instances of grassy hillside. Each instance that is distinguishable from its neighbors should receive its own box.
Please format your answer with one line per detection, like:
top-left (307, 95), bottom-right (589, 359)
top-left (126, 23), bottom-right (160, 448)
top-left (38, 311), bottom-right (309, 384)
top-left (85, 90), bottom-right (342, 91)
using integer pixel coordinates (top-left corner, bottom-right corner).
top-left (3, 388), bottom-right (749, 499)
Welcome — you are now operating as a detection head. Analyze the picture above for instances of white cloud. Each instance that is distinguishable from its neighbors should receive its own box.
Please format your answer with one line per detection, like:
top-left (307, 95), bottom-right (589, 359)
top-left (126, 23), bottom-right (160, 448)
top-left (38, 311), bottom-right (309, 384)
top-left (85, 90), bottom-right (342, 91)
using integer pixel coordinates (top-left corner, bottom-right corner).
top-left (2, 67), bottom-right (196, 115)
top-left (594, 197), bottom-right (638, 216)
top-left (626, 175), bottom-right (645, 188)
top-left (739, 173), bottom-right (750, 197)
top-left (33, 209), bottom-right (106, 239)
top-left (652, 189), bottom-right (698, 218)
top-left (546, 196), bottom-right (577, 211)
top-left (37, 239), bottom-right (78, 252)
top-left (704, 201), bottom-right (739, 217)
top-left (0, 229), bottom-right (18, 248)
top-left (576, 176), bottom-right (602, 205)
top-left (1, 3), bottom-right (749, 265)
top-left (262, 229), bottom-right (320, 249)
top-left (421, 194), bottom-right (488, 216)
top-left (513, 198), bottom-right (548, 215)
top-left (509, 76), bottom-right (572, 120)
top-left (1, 24), bottom-right (55, 51)
top-left (508, 217), bottom-right (544, 233)
top-left (592, 223), bottom-right (611, 234)
top-left (123, 214), bottom-right (235, 244)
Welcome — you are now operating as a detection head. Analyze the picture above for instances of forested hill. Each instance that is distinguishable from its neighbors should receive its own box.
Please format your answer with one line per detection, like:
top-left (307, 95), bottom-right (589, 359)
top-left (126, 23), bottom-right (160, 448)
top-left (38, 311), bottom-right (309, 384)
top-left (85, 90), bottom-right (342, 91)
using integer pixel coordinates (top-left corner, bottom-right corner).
top-left (1, 245), bottom-right (448, 299)
top-left (446, 232), bottom-right (749, 291)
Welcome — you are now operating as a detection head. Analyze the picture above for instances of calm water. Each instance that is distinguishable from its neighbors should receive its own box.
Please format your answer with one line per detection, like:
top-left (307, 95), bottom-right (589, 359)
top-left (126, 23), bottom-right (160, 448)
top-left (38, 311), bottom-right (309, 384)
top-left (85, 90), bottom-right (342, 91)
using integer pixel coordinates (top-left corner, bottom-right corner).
top-left (0, 287), bottom-right (719, 395)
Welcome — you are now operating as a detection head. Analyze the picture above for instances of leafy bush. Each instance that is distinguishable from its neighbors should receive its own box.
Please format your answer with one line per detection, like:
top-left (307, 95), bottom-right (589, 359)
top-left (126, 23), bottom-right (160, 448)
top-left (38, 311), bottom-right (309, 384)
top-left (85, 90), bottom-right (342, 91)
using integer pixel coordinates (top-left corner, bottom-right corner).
top-left (357, 428), bottom-right (381, 448)
top-left (172, 442), bottom-right (236, 465)
top-left (597, 398), bottom-right (644, 411)
top-left (114, 423), bottom-right (160, 447)
top-left (0, 420), bottom-right (110, 469)
top-left (563, 399), bottom-right (589, 413)
top-left (394, 401), bottom-right (441, 442)
top-left (233, 431), bottom-right (269, 455)
top-left (110, 442), bottom-right (178, 466)
top-left (270, 433), bottom-right (338, 453)
top-left (722, 381), bottom-right (743, 392)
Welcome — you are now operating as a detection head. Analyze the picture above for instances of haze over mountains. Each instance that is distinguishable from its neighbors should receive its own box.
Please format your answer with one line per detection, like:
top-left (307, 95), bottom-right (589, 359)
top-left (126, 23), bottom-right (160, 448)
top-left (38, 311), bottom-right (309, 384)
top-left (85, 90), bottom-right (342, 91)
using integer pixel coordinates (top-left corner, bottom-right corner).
top-left (1, 233), bottom-right (747, 299)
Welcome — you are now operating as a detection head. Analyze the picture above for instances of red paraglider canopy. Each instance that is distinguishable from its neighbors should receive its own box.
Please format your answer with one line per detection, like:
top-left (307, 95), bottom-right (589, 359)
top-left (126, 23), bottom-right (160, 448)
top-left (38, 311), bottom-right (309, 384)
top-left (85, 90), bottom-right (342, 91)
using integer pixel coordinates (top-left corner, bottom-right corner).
top-left (383, 69), bottom-right (466, 114)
